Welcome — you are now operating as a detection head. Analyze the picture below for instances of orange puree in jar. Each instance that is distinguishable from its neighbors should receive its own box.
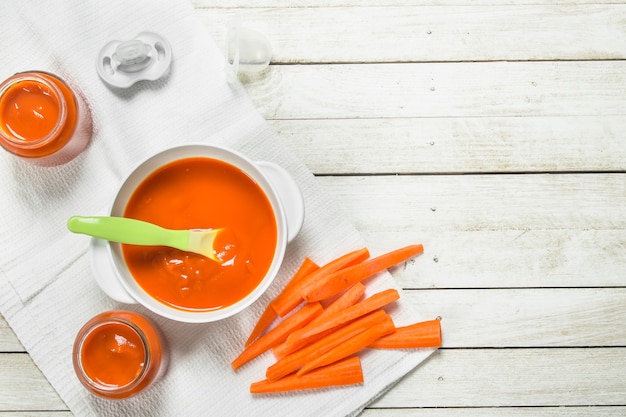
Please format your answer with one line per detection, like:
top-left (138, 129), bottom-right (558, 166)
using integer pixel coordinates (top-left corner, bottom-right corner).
top-left (1, 79), bottom-right (60, 141)
top-left (73, 310), bottom-right (167, 399)
top-left (0, 71), bottom-right (92, 165)
top-left (81, 322), bottom-right (145, 388)
top-left (122, 157), bottom-right (277, 311)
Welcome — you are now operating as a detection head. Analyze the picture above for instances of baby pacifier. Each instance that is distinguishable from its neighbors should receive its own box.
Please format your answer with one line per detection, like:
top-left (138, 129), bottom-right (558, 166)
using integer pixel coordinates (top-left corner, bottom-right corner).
top-left (97, 32), bottom-right (172, 88)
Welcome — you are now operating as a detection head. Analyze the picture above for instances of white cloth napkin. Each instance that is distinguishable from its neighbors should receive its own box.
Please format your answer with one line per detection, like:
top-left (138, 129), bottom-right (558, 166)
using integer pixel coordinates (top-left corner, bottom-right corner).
top-left (0, 1), bottom-right (435, 416)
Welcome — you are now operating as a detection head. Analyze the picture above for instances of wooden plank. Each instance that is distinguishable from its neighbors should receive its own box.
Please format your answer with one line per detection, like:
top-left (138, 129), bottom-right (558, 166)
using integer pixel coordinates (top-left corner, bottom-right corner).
top-left (0, 354), bottom-right (65, 411)
top-left (362, 406), bottom-right (626, 417)
top-left (270, 116), bottom-right (626, 174)
top-left (371, 348), bottom-right (626, 407)
top-left (317, 174), bottom-right (626, 288)
top-left (241, 62), bottom-right (626, 120)
top-left (401, 288), bottom-right (626, 347)
top-left (197, 5), bottom-right (626, 63)
top-left (193, 1), bottom-right (626, 8)
top-left (0, 315), bottom-right (23, 352)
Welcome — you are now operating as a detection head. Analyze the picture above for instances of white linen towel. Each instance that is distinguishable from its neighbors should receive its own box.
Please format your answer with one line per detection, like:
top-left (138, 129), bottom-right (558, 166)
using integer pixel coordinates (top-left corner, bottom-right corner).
top-left (0, 1), bottom-right (435, 416)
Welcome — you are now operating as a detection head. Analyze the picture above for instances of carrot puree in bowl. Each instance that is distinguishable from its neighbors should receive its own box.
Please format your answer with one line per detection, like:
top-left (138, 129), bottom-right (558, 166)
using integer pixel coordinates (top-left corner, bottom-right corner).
top-left (122, 157), bottom-right (278, 311)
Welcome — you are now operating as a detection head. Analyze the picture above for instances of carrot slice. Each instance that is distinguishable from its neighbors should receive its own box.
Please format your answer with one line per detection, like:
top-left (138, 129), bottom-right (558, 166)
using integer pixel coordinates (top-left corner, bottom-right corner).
top-left (309, 282), bottom-right (366, 325)
top-left (250, 356), bottom-right (363, 394)
top-left (303, 244), bottom-right (423, 302)
top-left (244, 304), bottom-right (278, 347)
top-left (297, 314), bottom-right (395, 376)
top-left (273, 282), bottom-right (367, 359)
top-left (270, 258), bottom-right (320, 318)
top-left (232, 302), bottom-right (323, 370)
top-left (284, 288), bottom-right (400, 353)
top-left (369, 318), bottom-right (442, 349)
top-left (293, 248), bottom-right (370, 310)
top-left (273, 248), bottom-right (370, 318)
top-left (245, 258), bottom-right (319, 347)
top-left (267, 310), bottom-right (389, 382)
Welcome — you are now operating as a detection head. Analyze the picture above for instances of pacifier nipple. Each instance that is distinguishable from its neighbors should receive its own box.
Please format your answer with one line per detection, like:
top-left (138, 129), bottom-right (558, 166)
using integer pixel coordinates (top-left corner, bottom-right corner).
top-left (226, 20), bottom-right (273, 82)
top-left (114, 40), bottom-right (152, 72)
top-left (97, 32), bottom-right (172, 88)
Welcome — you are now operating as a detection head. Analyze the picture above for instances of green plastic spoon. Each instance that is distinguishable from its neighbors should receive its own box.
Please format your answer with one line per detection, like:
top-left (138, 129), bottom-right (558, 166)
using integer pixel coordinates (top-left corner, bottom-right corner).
top-left (67, 216), bottom-right (225, 262)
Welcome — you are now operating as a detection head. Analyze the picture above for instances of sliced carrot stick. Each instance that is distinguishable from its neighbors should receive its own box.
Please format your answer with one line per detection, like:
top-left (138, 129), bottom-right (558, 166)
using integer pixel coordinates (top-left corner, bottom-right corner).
top-left (309, 282), bottom-right (366, 326)
top-left (284, 288), bottom-right (400, 353)
top-left (270, 258), bottom-right (320, 318)
top-left (303, 244), bottom-right (424, 302)
top-left (232, 302), bottom-right (323, 370)
top-left (244, 303), bottom-right (278, 347)
top-left (294, 248), bottom-right (369, 306)
top-left (273, 282), bottom-right (367, 359)
top-left (274, 248), bottom-right (367, 317)
top-left (266, 310), bottom-right (389, 382)
top-left (244, 258), bottom-right (319, 347)
top-left (297, 314), bottom-right (395, 376)
top-left (250, 356), bottom-right (363, 394)
top-left (369, 318), bottom-right (442, 349)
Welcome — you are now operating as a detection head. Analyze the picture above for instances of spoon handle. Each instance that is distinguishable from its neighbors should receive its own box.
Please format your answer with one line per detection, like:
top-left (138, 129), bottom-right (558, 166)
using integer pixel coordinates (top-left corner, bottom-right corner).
top-left (67, 216), bottom-right (189, 250)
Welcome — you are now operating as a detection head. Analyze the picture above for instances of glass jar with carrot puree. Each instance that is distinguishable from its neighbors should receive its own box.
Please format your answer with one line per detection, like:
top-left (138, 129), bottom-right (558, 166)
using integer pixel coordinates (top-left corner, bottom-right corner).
top-left (0, 71), bottom-right (92, 166)
top-left (72, 310), bottom-right (168, 399)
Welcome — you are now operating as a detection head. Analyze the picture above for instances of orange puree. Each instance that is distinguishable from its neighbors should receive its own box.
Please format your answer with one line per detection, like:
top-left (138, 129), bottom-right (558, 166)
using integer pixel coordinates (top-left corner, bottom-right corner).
top-left (0, 79), bottom-right (60, 141)
top-left (81, 322), bottom-right (145, 387)
top-left (122, 157), bottom-right (277, 311)
top-left (0, 72), bottom-right (82, 159)
top-left (73, 310), bottom-right (167, 399)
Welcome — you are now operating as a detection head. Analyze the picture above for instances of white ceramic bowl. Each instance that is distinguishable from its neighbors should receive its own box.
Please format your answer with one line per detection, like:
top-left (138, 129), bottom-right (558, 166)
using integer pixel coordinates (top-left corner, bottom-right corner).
top-left (90, 144), bottom-right (304, 323)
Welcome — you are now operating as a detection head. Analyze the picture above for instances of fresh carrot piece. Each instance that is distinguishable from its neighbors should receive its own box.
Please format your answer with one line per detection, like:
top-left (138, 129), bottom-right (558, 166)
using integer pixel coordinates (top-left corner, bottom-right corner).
top-left (303, 244), bottom-right (423, 302)
top-left (232, 302), bottom-right (323, 370)
top-left (244, 303), bottom-right (278, 347)
top-left (273, 248), bottom-right (368, 318)
top-left (369, 319), bottom-right (442, 349)
top-left (250, 356), bottom-right (363, 394)
top-left (273, 282), bottom-right (367, 359)
top-left (297, 314), bottom-right (395, 376)
top-left (245, 258), bottom-right (319, 347)
top-left (309, 282), bottom-right (366, 325)
top-left (294, 248), bottom-right (370, 308)
top-left (270, 258), bottom-right (320, 318)
top-left (267, 310), bottom-right (389, 382)
top-left (284, 288), bottom-right (400, 353)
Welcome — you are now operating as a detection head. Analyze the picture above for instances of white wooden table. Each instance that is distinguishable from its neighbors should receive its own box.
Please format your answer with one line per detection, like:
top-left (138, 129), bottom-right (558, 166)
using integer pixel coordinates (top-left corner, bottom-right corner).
top-left (2, 1), bottom-right (625, 415)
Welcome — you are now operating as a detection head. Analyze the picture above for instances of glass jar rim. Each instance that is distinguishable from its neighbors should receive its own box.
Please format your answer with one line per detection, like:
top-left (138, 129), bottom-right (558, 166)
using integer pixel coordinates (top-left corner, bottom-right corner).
top-left (73, 317), bottom-right (152, 395)
top-left (0, 71), bottom-right (69, 149)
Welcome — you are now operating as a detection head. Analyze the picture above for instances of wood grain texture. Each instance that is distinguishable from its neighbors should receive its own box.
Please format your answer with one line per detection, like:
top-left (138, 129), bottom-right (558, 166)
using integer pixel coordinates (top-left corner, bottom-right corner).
top-left (242, 62), bottom-right (626, 120)
top-left (0, 316), bottom-right (23, 352)
top-left (317, 174), bottom-right (626, 288)
top-left (270, 116), bottom-right (626, 174)
top-left (362, 406), bottom-right (626, 417)
top-left (197, 5), bottom-right (626, 63)
top-left (193, 1), bottom-right (626, 9)
top-left (372, 348), bottom-right (626, 407)
top-left (402, 289), bottom-right (626, 347)
top-left (0, 355), bottom-right (65, 411)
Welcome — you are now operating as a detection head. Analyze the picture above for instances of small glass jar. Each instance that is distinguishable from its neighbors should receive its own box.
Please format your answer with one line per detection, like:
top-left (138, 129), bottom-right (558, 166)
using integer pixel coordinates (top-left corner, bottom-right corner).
top-left (72, 310), bottom-right (168, 399)
top-left (0, 71), bottom-right (92, 166)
